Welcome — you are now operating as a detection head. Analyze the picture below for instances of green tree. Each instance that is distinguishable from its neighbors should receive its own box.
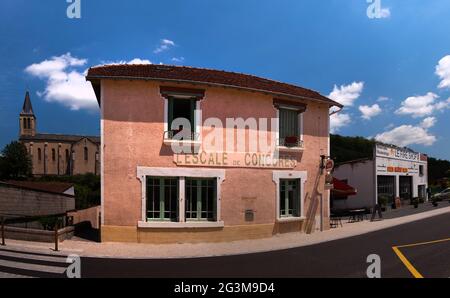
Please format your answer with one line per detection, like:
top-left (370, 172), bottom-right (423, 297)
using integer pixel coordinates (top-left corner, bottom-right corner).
top-left (0, 141), bottom-right (32, 180)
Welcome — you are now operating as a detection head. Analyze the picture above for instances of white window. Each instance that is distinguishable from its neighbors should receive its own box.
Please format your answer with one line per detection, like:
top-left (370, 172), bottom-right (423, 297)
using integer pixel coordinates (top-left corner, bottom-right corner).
top-left (137, 167), bottom-right (225, 228)
top-left (273, 171), bottom-right (307, 221)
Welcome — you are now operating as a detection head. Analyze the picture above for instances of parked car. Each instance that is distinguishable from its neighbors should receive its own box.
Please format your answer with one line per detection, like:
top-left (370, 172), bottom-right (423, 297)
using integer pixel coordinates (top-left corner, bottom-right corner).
top-left (432, 188), bottom-right (450, 202)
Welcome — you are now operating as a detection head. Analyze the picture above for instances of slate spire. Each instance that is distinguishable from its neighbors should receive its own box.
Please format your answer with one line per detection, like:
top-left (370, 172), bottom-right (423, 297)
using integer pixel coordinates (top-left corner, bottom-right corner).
top-left (21, 91), bottom-right (34, 116)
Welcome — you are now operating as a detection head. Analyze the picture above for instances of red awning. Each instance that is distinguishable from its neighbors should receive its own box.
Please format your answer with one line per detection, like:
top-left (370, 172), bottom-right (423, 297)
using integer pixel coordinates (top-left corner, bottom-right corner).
top-left (332, 178), bottom-right (357, 196)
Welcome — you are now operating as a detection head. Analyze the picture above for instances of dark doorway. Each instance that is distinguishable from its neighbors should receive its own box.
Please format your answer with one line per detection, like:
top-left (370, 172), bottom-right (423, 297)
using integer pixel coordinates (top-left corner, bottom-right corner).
top-left (399, 176), bottom-right (413, 202)
top-left (377, 175), bottom-right (396, 205)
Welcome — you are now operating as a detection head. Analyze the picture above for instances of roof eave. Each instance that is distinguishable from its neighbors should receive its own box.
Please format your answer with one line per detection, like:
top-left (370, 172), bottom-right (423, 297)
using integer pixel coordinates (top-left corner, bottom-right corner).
top-left (86, 75), bottom-right (343, 109)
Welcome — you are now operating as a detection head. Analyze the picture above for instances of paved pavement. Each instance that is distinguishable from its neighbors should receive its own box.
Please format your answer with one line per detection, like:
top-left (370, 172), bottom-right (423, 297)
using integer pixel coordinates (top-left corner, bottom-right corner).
top-left (79, 213), bottom-right (449, 278)
top-left (0, 206), bottom-right (448, 278)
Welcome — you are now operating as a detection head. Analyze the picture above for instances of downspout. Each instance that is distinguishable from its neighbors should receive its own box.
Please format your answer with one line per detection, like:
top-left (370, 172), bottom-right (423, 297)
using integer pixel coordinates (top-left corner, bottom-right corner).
top-left (325, 105), bottom-right (343, 231)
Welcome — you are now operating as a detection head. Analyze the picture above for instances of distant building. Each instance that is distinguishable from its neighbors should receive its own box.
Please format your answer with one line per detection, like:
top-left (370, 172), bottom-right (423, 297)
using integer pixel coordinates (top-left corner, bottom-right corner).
top-left (18, 92), bottom-right (100, 176)
top-left (333, 143), bottom-right (428, 210)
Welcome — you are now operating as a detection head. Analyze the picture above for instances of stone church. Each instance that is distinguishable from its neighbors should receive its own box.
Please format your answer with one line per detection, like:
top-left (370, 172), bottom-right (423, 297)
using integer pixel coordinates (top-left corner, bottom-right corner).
top-left (19, 91), bottom-right (100, 176)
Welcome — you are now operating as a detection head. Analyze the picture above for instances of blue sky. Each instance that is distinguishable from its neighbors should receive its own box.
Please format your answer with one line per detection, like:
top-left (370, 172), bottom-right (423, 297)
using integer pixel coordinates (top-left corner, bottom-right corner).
top-left (1, 0), bottom-right (450, 159)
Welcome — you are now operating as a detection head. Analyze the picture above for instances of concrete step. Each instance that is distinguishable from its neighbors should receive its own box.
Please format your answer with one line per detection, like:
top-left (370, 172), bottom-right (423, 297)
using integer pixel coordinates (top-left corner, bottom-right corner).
top-left (0, 271), bottom-right (35, 278)
top-left (0, 259), bottom-right (67, 274)
top-left (0, 250), bottom-right (68, 264)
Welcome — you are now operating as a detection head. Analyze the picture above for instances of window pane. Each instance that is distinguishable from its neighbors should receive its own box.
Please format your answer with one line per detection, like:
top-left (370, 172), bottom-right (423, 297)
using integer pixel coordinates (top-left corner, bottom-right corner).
top-left (185, 178), bottom-right (216, 221)
top-left (146, 177), bottom-right (178, 221)
top-left (280, 179), bottom-right (300, 218)
top-left (279, 109), bottom-right (299, 138)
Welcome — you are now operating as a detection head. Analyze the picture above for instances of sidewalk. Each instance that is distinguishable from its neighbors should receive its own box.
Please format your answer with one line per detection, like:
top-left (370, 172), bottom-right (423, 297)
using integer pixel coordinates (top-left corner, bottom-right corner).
top-left (3, 205), bottom-right (450, 259)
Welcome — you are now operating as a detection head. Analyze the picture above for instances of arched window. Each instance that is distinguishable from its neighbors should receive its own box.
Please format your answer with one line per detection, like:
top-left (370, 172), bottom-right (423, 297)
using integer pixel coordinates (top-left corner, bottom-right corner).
top-left (52, 149), bottom-right (56, 161)
top-left (27, 118), bottom-right (31, 130)
top-left (38, 148), bottom-right (42, 161)
top-left (84, 147), bottom-right (88, 161)
top-left (23, 118), bottom-right (27, 129)
top-left (66, 149), bottom-right (70, 162)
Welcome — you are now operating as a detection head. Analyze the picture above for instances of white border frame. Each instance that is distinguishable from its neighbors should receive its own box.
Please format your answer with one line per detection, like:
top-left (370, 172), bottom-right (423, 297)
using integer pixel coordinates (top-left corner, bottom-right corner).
top-left (137, 166), bottom-right (226, 228)
top-left (273, 170), bottom-right (307, 222)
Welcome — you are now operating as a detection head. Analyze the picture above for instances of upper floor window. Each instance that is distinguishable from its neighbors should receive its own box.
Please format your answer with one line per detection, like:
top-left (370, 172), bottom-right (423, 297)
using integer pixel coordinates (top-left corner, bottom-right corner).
top-left (84, 147), bottom-right (88, 161)
top-left (27, 118), bottom-right (31, 129)
top-left (167, 97), bottom-right (196, 139)
top-left (52, 149), bottom-right (56, 161)
top-left (37, 148), bottom-right (42, 161)
top-left (66, 149), bottom-right (70, 162)
top-left (419, 165), bottom-right (424, 176)
top-left (274, 99), bottom-right (306, 149)
top-left (160, 86), bottom-right (204, 142)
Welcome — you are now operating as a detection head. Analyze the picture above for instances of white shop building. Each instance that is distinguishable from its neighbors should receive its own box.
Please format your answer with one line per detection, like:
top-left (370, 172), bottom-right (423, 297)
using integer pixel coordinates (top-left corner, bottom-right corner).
top-left (332, 144), bottom-right (428, 210)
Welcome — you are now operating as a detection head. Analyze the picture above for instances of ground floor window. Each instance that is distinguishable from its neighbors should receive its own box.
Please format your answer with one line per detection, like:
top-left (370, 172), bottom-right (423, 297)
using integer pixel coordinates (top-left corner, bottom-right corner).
top-left (145, 175), bottom-right (218, 222)
top-left (279, 179), bottom-right (300, 218)
top-left (146, 177), bottom-right (179, 221)
top-left (185, 178), bottom-right (217, 221)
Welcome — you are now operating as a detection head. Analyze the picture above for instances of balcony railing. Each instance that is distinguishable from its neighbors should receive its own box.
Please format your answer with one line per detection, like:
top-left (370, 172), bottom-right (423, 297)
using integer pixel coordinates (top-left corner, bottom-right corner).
top-left (278, 136), bottom-right (304, 149)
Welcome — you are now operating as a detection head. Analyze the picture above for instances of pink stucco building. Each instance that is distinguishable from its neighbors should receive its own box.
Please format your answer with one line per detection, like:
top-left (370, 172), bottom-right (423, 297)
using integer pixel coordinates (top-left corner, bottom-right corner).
top-left (87, 65), bottom-right (342, 243)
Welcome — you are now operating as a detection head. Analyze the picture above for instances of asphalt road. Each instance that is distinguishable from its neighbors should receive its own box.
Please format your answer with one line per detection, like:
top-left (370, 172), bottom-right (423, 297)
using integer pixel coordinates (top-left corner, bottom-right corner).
top-left (80, 213), bottom-right (450, 278)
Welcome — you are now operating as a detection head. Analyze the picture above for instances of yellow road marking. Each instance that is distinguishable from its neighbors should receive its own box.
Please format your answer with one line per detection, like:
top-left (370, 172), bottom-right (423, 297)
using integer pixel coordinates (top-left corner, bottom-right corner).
top-left (392, 246), bottom-right (424, 278)
top-left (396, 238), bottom-right (450, 249)
top-left (392, 237), bottom-right (450, 278)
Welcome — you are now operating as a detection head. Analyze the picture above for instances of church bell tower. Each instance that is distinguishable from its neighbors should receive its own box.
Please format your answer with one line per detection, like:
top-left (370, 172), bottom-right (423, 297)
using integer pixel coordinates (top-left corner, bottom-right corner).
top-left (19, 91), bottom-right (36, 137)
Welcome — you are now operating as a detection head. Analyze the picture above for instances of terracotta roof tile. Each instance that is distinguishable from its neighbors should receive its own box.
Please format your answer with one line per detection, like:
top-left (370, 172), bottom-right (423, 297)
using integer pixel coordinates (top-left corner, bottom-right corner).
top-left (3, 181), bottom-right (74, 196)
top-left (87, 64), bottom-right (342, 107)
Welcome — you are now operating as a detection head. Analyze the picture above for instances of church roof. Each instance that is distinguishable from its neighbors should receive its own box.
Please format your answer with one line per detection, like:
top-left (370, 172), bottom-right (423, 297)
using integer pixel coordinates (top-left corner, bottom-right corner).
top-left (21, 91), bottom-right (35, 116)
top-left (20, 133), bottom-right (100, 144)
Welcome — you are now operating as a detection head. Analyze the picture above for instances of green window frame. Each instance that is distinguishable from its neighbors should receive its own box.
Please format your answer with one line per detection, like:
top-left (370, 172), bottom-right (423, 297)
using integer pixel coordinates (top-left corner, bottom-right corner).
top-left (279, 108), bottom-right (300, 139)
top-left (146, 177), bottom-right (179, 221)
top-left (279, 179), bottom-right (300, 218)
top-left (185, 178), bottom-right (217, 221)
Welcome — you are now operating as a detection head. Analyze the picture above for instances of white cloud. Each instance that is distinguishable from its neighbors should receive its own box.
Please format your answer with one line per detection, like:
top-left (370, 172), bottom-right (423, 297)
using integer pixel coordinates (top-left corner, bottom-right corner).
top-left (126, 58), bottom-right (152, 65)
top-left (359, 104), bottom-right (382, 120)
top-left (420, 117), bottom-right (437, 129)
top-left (99, 58), bottom-right (152, 66)
top-left (25, 54), bottom-right (152, 111)
top-left (379, 8), bottom-right (391, 18)
top-left (328, 82), bottom-right (364, 107)
top-left (330, 113), bottom-right (351, 133)
top-left (436, 55), bottom-right (450, 89)
top-left (25, 53), bottom-right (97, 111)
top-left (375, 121), bottom-right (437, 147)
top-left (395, 92), bottom-right (449, 118)
top-left (377, 96), bottom-right (390, 102)
top-left (171, 57), bottom-right (185, 64)
top-left (154, 39), bottom-right (175, 54)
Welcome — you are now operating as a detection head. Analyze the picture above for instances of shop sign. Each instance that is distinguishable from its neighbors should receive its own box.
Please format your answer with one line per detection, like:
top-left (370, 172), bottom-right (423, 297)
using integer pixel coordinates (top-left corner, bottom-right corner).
top-left (376, 144), bottom-right (420, 162)
top-left (174, 152), bottom-right (297, 169)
